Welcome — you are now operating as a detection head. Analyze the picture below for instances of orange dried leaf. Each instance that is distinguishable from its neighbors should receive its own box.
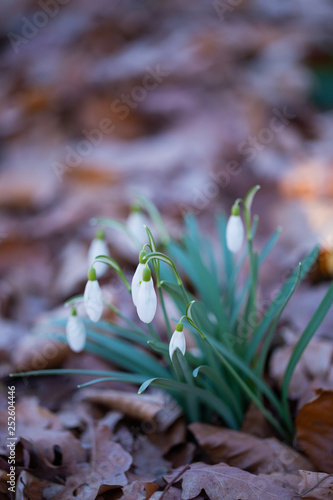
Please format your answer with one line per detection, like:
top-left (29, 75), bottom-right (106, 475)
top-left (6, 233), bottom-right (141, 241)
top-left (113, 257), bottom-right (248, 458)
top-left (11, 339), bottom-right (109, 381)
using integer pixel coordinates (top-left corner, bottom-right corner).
top-left (296, 389), bottom-right (333, 473)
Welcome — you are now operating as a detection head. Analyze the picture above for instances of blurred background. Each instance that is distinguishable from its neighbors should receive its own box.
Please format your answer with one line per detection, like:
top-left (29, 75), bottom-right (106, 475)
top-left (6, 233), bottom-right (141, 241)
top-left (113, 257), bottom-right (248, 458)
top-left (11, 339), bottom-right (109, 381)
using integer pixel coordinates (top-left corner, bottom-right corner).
top-left (0, 0), bottom-right (333, 337)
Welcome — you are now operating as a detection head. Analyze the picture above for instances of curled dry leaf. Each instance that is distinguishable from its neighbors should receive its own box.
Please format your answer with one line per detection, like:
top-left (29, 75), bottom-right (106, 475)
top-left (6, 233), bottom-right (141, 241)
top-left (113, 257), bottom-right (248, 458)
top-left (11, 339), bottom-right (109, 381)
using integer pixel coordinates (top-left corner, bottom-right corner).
top-left (241, 402), bottom-right (272, 438)
top-left (189, 423), bottom-right (314, 474)
top-left (296, 389), bottom-right (333, 473)
top-left (164, 462), bottom-right (296, 500)
top-left (131, 435), bottom-right (171, 479)
top-left (80, 388), bottom-right (182, 431)
top-left (19, 437), bottom-right (76, 484)
top-left (12, 334), bottom-right (70, 372)
top-left (120, 480), bottom-right (158, 500)
top-left (150, 485), bottom-right (183, 499)
top-left (0, 397), bottom-right (86, 470)
top-left (48, 422), bottom-right (132, 500)
top-left (16, 470), bottom-right (51, 500)
top-left (297, 470), bottom-right (333, 499)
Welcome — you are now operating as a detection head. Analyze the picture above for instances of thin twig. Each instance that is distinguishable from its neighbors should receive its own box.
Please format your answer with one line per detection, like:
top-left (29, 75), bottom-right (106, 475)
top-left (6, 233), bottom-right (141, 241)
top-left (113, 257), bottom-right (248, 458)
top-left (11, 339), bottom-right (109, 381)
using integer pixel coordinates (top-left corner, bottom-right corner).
top-left (160, 464), bottom-right (191, 499)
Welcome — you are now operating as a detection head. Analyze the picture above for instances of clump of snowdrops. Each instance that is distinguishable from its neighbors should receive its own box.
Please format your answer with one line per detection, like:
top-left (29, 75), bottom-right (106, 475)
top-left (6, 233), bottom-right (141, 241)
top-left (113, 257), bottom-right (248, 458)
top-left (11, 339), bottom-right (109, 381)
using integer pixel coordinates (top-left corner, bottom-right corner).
top-left (12, 188), bottom-right (333, 441)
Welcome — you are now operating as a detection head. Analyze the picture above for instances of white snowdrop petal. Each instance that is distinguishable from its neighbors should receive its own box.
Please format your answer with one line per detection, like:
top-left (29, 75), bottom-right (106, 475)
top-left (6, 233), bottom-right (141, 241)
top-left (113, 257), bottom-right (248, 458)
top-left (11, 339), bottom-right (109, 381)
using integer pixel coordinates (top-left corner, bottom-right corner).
top-left (226, 215), bottom-right (244, 253)
top-left (66, 315), bottom-right (86, 352)
top-left (136, 279), bottom-right (157, 323)
top-left (127, 212), bottom-right (148, 248)
top-left (88, 238), bottom-right (109, 278)
top-left (131, 263), bottom-right (145, 307)
top-left (84, 280), bottom-right (103, 322)
top-left (169, 330), bottom-right (186, 360)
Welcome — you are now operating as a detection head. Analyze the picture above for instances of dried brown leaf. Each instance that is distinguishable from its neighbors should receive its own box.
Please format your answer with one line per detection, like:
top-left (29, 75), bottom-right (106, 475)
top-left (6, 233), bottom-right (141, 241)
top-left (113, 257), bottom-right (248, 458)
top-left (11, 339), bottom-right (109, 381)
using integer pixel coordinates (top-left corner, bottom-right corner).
top-left (269, 333), bottom-right (333, 400)
top-left (12, 335), bottom-right (70, 372)
top-left (165, 462), bottom-right (296, 500)
top-left (0, 398), bottom-right (85, 469)
top-left (16, 470), bottom-right (51, 500)
top-left (189, 423), bottom-right (314, 474)
top-left (49, 423), bottom-right (132, 500)
top-left (296, 390), bottom-right (333, 473)
top-left (241, 402), bottom-right (273, 438)
top-left (148, 417), bottom-right (187, 455)
top-left (80, 388), bottom-right (182, 431)
top-left (120, 480), bottom-right (159, 500)
top-left (297, 470), bottom-right (333, 499)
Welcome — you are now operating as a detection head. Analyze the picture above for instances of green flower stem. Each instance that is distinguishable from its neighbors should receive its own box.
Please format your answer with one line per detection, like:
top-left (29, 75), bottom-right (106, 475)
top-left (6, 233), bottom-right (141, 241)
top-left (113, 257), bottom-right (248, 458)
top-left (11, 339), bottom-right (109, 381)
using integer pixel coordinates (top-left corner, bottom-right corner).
top-left (144, 250), bottom-right (189, 336)
top-left (144, 252), bottom-right (183, 286)
top-left (157, 285), bottom-right (172, 338)
top-left (147, 322), bottom-right (159, 340)
top-left (185, 315), bottom-right (292, 439)
top-left (94, 256), bottom-right (131, 292)
top-left (205, 334), bottom-right (291, 439)
top-left (102, 301), bottom-right (149, 338)
top-left (172, 349), bottom-right (200, 422)
top-left (245, 236), bottom-right (258, 343)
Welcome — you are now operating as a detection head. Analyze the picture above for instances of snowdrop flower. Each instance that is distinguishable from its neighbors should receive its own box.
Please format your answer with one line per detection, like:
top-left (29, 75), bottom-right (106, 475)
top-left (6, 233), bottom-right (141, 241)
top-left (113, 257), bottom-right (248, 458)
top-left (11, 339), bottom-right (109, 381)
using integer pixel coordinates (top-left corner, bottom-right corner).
top-left (66, 308), bottom-right (86, 352)
top-left (127, 208), bottom-right (148, 249)
top-left (136, 267), bottom-right (157, 323)
top-left (84, 267), bottom-right (103, 322)
top-left (226, 205), bottom-right (244, 253)
top-left (169, 322), bottom-right (186, 361)
top-left (88, 229), bottom-right (109, 278)
top-left (131, 250), bottom-right (147, 307)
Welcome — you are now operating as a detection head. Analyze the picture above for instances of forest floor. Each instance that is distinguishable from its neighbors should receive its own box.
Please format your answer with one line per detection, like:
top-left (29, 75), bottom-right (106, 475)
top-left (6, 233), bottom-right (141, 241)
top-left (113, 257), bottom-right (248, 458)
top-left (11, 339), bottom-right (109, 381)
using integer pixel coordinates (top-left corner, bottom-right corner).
top-left (1, 1), bottom-right (333, 498)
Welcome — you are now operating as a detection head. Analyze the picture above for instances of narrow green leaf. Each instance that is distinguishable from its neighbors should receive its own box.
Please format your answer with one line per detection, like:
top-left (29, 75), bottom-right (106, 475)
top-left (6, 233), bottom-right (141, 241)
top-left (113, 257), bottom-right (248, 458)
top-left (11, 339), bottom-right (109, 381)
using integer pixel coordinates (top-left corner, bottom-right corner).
top-left (160, 281), bottom-right (187, 309)
top-left (78, 374), bottom-right (147, 388)
top-left (144, 225), bottom-right (157, 252)
top-left (246, 246), bottom-right (319, 363)
top-left (244, 185), bottom-right (260, 216)
top-left (200, 335), bottom-right (291, 439)
top-left (230, 227), bottom-right (281, 329)
top-left (216, 214), bottom-right (233, 287)
top-left (91, 217), bottom-right (142, 249)
top-left (90, 217), bottom-right (129, 235)
top-left (172, 349), bottom-right (200, 422)
top-left (10, 369), bottom-right (131, 378)
top-left (256, 263), bottom-right (302, 377)
top-left (204, 334), bottom-right (283, 417)
top-left (138, 377), bottom-right (239, 429)
top-left (64, 295), bottom-right (84, 307)
top-left (84, 331), bottom-right (170, 378)
top-left (193, 365), bottom-right (243, 424)
top-left (94, 255), bottom-right (131, 291)
top-left (282, 282), bottom-right (333, 412)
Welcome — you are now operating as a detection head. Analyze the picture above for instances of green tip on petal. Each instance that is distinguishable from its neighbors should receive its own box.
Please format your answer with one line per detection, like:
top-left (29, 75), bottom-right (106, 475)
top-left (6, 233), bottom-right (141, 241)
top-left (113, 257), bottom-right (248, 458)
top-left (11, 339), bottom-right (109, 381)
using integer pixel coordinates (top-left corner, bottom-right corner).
top-left (176, 322), bottom-right (183, 332)
top-left (231, 204), bottom-right (240, 216)
top-left (88, 267), bottom-right (97, 281)
top-left (131, 203), bottom-right (141, 213)
top-left (139, 250), bottom-right (147, 264)
top-left (95, 228), bottom-right (105, 240)
top-left (71, 307), bottom-right (77, 316)
top-left (142, 267), bottom-right (151, 282)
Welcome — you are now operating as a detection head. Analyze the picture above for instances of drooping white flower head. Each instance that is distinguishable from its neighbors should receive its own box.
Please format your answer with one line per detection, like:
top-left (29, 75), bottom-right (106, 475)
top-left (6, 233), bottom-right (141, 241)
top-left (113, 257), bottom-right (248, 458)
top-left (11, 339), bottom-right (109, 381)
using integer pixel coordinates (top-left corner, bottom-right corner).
top-left (136, 267), bottom-right (157, 324)
top-left (84, 267), bottom-right (103, 322)
top-left (88, 229), bottom-right (109, 278)
top-left (226, 205), bottom-right (244, 253)
top-left (169, 322), bottom-right (186, 361)
top-left (127, 208), bottom-right (148, 249)
top-left (66, 308), bottom-right (86, 352)
top-left (131, 250), bottom-right (147, 307)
